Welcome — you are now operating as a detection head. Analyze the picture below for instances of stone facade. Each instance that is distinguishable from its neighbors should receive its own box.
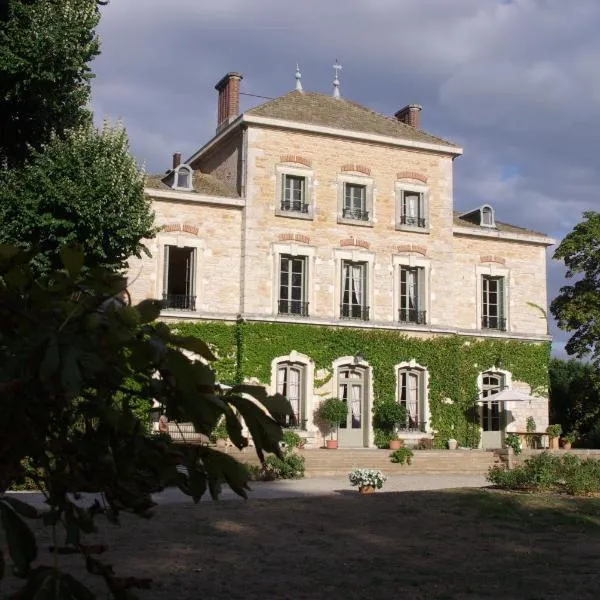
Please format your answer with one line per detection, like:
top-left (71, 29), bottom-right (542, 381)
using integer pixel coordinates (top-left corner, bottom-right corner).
top-left (129, 82), bottom-right (554, 449)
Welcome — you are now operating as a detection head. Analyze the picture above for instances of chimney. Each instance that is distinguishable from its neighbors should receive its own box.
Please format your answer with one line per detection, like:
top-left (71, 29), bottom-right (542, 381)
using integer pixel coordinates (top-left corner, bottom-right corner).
top-left (215, 72), bottom-right (243, 132)
top-left (172, 152), bottom-right (181, 169)
top-left (394, 104), bottom-right (422, 129)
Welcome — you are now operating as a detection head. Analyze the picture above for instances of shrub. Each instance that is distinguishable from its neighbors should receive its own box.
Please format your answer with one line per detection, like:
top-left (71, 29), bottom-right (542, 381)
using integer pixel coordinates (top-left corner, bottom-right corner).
top-left (260, 450), bottom-right (306, 480)
top-left (315, 397), bottom-right (347, 439)
top-left (487, 452), bottom-right (600, 496)
top-left (373, 398), bottom-right (407, 431)
top-left (505, 433), bottom-right (522, 454)
top-left (282, 430), bottom-right (304, 449)
top-left (546, 424), bottom-right (562, 438)
top-left (390, 447), bottom-right (414, 465)
top-left (374, 429), bottom-right (394, 449)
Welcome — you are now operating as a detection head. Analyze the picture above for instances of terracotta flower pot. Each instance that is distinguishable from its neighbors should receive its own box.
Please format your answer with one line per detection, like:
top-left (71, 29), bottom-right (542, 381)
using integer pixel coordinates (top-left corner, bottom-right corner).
top-left (563, 441), bottom-right (572, 450)
top-left (326, 439), bottom-right (338, 449)
top-left (389, 439), bottom-right (403, 450)
top-left (359, 485), bottom-right (375, 494)
top-left (549, 437), bottom-right (560, 450)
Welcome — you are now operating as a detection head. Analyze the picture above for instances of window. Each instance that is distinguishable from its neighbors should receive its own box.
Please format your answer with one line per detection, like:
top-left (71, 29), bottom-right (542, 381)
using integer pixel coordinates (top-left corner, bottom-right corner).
top-left (399, 266), bottom-right (426, 324)
top-left (396, 183), bottom-right (428, 231)
top-left (162, 245), bottom-right (196, 310)
top-left (276, 362), bottom-right (306, 427)
top-left (343, 183), bottom-right (368, 221)
top-left (281, 175), bottom-right (308, 214)
top-left (397, 368), bottom-right (426, 432)
top-left (173, 165), bottom-right (193, 191)
top-left (482, 275), bottom-right (506, 330)
top-left (279, 255), bottom-right (308, 316)
top-left (275, 166), bottom-right (313, 220)
top-left (481, 205), bottom-right (494, 227)
top-left (341, 261), bottom-right (369, 320)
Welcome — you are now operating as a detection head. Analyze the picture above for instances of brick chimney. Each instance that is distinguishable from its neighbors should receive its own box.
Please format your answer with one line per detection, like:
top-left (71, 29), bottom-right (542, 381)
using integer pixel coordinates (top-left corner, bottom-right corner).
top-left (172, 152), bottom-right (181, 169)
top-left (215, 72), bottom-right (243, 132)
top-left (394, 104), bottom-right (422, 129)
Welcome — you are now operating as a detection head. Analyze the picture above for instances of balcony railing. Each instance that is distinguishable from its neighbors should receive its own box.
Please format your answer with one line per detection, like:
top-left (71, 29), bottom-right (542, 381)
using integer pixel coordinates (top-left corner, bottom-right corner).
top-left (482, 316), bottom-right (507, 331)
top-left (278, 299), bottom-right (309, 316)
top-left (342, 207), bottom-right (370, 221)
top-left (397, 421), bottom-right (427, 433)
top-left (398, 309), bottom-right (427, 325)
top-left (280, 199), bottom-right (309, 214)
top-left (162, 293), bottom-right (196, 311)
top-left (340, 304), bottom-right (370, 321)
top-left (400, 215), bottom-right (426, 228)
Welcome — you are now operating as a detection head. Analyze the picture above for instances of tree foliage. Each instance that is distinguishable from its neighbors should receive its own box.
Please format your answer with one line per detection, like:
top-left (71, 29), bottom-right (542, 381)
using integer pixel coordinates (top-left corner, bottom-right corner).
top-left (551, 211), bottom-right (600, 367)
top-left (0, 246), bottom-right (291, 597)
top-left (0, 122), bottom-right (157, 276)
top-left (0, 0), bottom-right (101, 168)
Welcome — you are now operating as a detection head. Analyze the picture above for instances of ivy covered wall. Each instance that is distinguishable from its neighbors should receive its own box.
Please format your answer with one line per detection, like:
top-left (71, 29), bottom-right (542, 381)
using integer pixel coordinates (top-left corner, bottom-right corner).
top-left (172, 320), bottom-right (550, 448)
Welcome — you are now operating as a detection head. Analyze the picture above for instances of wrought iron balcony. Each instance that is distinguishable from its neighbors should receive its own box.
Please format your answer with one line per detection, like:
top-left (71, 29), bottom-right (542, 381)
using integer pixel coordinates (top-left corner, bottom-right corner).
top-left (397, 421), bottom-right (427, 433)
top-left (398, 309), bottom-right (427, 325)
top-left (482, 316), bottom-right (507, 331)
top-left (278, 299), bottom-right (309, 316)
top-left (400, 215), bottom-right (426, 228)
top-left (342, 207), bottom-right (370, 221)
top-left (340, 304), bottom-right (370, 321)
top-left (162, 294), bottom-right (196, 311)
top-left (280, 199), bottom-right (309, 213)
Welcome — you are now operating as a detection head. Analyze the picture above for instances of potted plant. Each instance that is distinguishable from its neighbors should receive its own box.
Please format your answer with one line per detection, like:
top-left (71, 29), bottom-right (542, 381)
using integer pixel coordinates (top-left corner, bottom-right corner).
top-left (447, 438), bottom-right (458, 450)
top-left (546, 424), bottom-right (562, 450)
top-left (525, 416), bottom-right (537, 448)
top-left (315, 397), bottom-right (347, 449)
top-left (389, 447), bottom-right (414, 465)
top-left (373, 398), bottom-right (407, 449)
top-left (348, 468), bottom-right (387, 494)
top-left (562, 431), bottom-right (577, 450)
top-left (504, 432), bottom-right (522, 454)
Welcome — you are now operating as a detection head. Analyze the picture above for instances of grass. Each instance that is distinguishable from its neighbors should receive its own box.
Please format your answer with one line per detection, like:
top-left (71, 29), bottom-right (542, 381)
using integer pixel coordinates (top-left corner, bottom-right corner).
top-left (3, 488), bottom-right (600, 599)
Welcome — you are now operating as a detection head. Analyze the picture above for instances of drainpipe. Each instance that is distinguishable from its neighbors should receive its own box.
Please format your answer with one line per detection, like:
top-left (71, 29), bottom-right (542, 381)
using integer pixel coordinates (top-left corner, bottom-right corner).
top-left (235, 314), bottom-right (244, 385)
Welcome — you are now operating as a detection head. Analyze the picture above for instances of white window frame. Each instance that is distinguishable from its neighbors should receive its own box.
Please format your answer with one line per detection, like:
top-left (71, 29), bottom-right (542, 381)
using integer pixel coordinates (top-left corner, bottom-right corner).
top-left (172, 164), bottom-right (193, 191)
top-left (392, 254), bottom-right (431, 326)
top-left (395, 181), bottom-right (429, 233)
top-left (270, 351), bottom-right (315, 432)
top-left (333, 248), bottom-right (375, 321)
top-left (395, 360), bottom-right (430, 437)
top-left (271, 242), bottom-right (316, 317)
top-left (156, 232), bottom-right (205, 313)
top-left (337, 173), bottom-right (374, 227)
top-left (476, 264), bottom-right (509, 332)
top-left (275, 164), bottom-right (314, 220)
top-left (480, 204), bottom-right (496, 228)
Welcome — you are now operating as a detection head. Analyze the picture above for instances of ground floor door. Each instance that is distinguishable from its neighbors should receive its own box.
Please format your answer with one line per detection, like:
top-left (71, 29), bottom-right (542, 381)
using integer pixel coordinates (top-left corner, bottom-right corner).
top-left (480, 373), bottom-right (505, 449)
top-left (337, 366), bottom-right (367, 447)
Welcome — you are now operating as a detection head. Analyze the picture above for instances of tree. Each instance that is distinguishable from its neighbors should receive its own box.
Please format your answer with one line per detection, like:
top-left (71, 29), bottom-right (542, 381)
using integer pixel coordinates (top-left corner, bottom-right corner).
top-left (0, 122), bottom-right (157, 276)
top-left (0, 0), bottom-right (101, 168)
top-left (551, 211), bottom-right (600, 368)
top-left (0, 246), bottom-right (291, 597)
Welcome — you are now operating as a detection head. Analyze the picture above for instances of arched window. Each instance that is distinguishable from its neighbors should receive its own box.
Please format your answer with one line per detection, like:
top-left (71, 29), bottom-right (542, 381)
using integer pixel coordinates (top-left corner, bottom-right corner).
top-left (338, 366), bottom-right (366, 431)
top-left (481, 205), bottom-right (495, 227)
top-left (275, 361), bottom-right (306, 427)
top-left (174, 165), bottom-right (193, 190)
top-left (480, 371), bottom-right (505, 440)
top-left (397, 365), bottom-right (427, 432)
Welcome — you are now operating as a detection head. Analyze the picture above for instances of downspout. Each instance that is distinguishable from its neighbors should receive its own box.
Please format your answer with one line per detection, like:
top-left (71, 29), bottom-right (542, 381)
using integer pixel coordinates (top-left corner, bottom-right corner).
top-left (235, 315), bottom-right (244, 385)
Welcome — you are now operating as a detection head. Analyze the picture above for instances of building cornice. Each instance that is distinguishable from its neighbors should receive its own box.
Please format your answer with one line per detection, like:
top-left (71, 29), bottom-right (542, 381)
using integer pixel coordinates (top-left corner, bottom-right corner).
top-left (144, 187), bottom-right (244, 208)
top-left (453, 226), bottom-right (555, 246)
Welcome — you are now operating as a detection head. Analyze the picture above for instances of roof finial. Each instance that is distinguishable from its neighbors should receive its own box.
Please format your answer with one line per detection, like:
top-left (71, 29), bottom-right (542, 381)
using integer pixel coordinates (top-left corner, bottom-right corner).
top-left (332, 59), bottom-right (342, 98)
top-left (295, 64), bottom-right (303, 92)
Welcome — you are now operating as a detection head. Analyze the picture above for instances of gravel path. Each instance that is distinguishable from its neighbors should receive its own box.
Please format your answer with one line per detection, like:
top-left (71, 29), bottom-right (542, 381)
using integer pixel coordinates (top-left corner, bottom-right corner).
top-left (8, 474), bottom-right (487, 507)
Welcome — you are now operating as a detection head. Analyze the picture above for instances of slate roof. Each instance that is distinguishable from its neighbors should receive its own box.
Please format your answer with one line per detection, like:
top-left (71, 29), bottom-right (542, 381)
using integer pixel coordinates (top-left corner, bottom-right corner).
top-left (246, 91), bottom-right (459, 149)
top-left (453, 211), bottom-right (549, 238)
top-left (145, 171), bottom-right (238, 198)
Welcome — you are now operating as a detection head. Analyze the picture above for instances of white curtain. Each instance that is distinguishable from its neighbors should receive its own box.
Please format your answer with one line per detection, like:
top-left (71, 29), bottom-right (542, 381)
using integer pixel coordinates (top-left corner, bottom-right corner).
top-left (407, 373), bottom-right (418, 425)
top-left (407, 269), bottom-right (416, 310)
top-left (351, 264), bottom-right (362, 306)
top-left (351, 384), bottom-right (361, 427)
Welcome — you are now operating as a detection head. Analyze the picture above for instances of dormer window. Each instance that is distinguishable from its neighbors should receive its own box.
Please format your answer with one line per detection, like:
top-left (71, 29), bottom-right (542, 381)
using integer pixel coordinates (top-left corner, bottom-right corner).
top-left (481, 205), bottom-right (495, 228)
top-left (173, 165), bottom-right (193, 191)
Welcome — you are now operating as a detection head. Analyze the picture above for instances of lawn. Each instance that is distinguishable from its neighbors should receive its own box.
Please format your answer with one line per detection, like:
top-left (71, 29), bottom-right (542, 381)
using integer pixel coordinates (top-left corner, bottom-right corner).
top-left (3, 489), bottom-right (600, 599)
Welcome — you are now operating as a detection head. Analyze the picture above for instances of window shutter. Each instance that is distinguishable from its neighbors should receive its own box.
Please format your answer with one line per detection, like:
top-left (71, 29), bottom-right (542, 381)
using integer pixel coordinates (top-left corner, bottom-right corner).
top-left (163, 245), bottom-right (170, 295)
top-left (304, 175), bottom-right (312, 215)
top-left (366, 184), bottom-right (373, 221)
top-left (498, 277), bottom-right (505, 320)
top-left (417, 267), bottom-right (425, 313)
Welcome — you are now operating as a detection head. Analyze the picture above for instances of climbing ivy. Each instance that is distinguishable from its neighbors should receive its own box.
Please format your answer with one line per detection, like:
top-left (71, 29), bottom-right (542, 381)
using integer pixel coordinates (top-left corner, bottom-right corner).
top-left (171, 320), bottom-right (550, 448)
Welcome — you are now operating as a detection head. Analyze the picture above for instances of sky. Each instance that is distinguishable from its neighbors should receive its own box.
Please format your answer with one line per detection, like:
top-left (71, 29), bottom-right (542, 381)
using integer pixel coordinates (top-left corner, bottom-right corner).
top-left (90, 0), bottom-right (600, 359)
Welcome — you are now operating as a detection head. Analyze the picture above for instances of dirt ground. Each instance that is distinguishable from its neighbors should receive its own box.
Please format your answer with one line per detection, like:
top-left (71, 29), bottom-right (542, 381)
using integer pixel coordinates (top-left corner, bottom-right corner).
top-left (3, 488), bottom-right (600, 600)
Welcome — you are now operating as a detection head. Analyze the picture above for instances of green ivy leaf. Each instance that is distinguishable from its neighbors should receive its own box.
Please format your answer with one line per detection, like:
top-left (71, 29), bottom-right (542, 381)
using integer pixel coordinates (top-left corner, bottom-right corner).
top-left (170, 335), bottom-right (217, 361)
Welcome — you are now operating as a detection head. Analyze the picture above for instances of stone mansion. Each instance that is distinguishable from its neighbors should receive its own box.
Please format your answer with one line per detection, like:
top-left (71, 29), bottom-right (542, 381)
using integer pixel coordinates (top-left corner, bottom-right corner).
top-left (128, 71), bottom-right (554, 449)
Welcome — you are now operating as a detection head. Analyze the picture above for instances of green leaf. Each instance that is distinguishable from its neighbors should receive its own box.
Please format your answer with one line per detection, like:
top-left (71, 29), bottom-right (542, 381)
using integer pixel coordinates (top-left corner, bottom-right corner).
top-left (205, 449), bottom-right (250, 499)
top-left (135, 299), bottom-right (161, 324)
top-left (230, 384), bottom-right (268, 403)
top-left (170, 335), bottom-right (217, 361)
top-left (187, 465), bottom-right (207, 504)
top-left (0, 501), bottom-right (38, 575)
top-left (39, 336), bottom-right (60, 382)
top-left (62, 573), bottom-right (96, 600)
top-left (60, 245), bottom-right (84, 277)
top-left (0, 495), bottom-right (40, 519)
top-left (262, 393), bottom-right (295, 417)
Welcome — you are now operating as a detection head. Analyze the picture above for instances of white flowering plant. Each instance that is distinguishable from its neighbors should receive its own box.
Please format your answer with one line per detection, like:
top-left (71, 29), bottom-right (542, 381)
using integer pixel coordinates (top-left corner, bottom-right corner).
top-left (348, 468), bottom-right (387, 489)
